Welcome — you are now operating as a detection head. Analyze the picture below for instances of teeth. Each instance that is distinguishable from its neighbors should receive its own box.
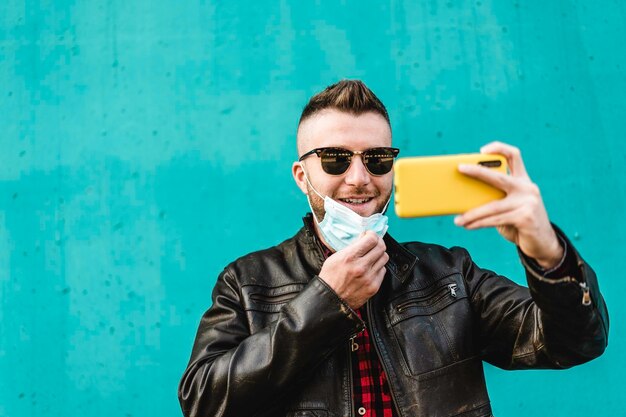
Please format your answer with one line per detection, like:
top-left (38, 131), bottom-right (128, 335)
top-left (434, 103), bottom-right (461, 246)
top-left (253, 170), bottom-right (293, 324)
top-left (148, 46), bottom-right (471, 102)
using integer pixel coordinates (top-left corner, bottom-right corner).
top-left (342, 198), bottom-right (371, 204)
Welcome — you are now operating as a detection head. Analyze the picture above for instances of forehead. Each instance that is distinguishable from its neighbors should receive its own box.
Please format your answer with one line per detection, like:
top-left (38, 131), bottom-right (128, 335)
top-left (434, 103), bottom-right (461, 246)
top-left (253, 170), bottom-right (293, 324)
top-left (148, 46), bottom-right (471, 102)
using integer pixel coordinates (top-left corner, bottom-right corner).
top-left (297, 109), bottom-right (392, 154)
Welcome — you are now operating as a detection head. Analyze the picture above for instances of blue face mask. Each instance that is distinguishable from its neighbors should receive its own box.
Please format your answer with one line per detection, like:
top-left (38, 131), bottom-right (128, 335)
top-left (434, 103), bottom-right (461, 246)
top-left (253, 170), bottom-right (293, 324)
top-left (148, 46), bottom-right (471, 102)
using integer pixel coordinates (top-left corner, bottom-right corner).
top-left (301, 165), bottom-right (390, 252)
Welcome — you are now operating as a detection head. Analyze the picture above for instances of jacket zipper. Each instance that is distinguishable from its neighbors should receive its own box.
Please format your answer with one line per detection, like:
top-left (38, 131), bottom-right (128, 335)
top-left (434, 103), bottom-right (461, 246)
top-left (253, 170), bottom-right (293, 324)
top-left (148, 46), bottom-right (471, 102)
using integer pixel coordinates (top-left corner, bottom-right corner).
top-left (448, 283), bottom-right (458, 298)
top-left (346, 321), bottom-right (366, 417)
top-left (527, 270), bottom-right (593, 307)
top-left (395, 283), bottom-right (458, 312)
top-left (347, 341), bottom-right (355, 417)
top-left (580, 282), bottom-right (592, 306)
top-left (367, 300), bottom-right (403, 417)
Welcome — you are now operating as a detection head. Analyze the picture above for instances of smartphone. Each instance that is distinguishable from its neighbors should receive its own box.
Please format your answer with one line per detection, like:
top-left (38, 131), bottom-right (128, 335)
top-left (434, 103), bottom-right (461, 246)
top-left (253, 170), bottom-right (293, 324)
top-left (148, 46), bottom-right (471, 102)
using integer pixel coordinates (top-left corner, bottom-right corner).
top-left (393, 153), bottom-right (509, 218)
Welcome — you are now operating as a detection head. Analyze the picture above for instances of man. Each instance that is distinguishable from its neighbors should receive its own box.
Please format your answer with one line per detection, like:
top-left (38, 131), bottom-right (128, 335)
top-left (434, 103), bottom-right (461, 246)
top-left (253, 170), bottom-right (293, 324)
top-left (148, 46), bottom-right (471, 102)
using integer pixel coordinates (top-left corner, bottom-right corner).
top-left (178, 80), bottom-right (608, 417)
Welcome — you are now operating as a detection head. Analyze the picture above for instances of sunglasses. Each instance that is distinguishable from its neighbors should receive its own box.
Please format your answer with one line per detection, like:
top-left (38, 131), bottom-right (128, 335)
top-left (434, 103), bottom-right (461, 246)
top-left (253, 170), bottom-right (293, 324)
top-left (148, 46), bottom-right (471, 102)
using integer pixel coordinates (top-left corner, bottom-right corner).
top-left (299, 147), bottom-right (400, 176)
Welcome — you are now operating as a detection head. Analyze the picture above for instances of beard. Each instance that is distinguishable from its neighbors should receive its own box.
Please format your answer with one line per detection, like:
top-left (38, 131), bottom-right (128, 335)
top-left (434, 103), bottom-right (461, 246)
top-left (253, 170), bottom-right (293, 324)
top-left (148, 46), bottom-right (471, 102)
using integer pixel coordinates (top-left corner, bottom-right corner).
top-left (306, 183), bottom-right (392, 222)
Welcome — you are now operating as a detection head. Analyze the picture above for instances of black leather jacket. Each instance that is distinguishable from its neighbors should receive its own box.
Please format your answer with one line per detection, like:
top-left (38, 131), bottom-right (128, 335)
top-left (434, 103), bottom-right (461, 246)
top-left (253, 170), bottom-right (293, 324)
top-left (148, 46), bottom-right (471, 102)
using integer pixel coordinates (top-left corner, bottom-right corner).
top-left (179, 216), bottom-right (608, 417)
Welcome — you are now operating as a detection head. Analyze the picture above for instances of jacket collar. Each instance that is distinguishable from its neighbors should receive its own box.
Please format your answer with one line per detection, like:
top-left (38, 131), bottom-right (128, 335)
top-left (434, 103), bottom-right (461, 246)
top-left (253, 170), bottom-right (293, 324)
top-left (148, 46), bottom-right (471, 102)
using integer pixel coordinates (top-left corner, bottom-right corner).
top-left (301, 214), bottom-right (417, 284)
top-left (383, 233), bottom-right (418, 284)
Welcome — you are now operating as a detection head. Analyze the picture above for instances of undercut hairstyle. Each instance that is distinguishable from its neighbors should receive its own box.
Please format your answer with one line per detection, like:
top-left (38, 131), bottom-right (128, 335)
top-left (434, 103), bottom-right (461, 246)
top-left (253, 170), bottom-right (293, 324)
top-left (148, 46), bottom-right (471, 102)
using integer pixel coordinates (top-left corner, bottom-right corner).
top-left (298, 80), bottom-right (391, 129)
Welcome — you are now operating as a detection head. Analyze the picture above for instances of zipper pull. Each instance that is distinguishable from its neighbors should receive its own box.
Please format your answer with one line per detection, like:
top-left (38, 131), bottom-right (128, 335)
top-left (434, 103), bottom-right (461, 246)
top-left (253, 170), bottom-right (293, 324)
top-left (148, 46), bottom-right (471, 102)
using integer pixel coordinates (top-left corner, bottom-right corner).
top-left (448, 283), bottom-right (458, 298)
top-left (580, 282), bottom-right (592, 306)
top-left (350, 335), bottom-right (359, 352)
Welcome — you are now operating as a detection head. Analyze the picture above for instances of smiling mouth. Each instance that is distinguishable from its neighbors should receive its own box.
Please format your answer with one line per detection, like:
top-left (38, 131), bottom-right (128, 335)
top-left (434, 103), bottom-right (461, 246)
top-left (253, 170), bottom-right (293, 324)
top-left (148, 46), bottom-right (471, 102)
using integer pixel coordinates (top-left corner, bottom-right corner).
top-left (339, 197), bottom-right (374, 204)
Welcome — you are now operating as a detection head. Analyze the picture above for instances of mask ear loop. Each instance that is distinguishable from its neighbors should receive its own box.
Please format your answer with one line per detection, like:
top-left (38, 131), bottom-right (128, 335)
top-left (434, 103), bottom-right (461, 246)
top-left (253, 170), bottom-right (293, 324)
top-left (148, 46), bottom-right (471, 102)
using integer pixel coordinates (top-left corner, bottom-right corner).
top-left (381, 194), bottom-right (391, 215)
top-left (300, 162), bottom-right (325, 224)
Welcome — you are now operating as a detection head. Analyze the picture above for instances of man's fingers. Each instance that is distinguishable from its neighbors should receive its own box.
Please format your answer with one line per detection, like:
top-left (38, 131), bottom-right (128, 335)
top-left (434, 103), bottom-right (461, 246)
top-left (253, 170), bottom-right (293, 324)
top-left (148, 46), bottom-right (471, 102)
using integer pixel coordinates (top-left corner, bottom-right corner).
top-left (351, 231), bottom-right (384, 258)
top-left (479, 141), bottom-right (529, 179)
top-left (455, 198), bottom-right (515, 227)
top-left (362, 235), bottom-right (387, 267)
top-left (462, 207), bottom-right (524, 230)
top-left (458, 163), bottom-right (514, 193)
top-left (371, 250), bottom-right (390, 273)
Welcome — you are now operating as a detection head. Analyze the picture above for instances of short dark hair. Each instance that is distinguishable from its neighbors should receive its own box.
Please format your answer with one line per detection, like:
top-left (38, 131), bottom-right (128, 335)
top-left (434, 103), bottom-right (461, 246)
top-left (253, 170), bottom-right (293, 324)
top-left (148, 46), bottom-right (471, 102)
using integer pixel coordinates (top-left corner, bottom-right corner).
top-left (298, 80), bottom-right (390, 128)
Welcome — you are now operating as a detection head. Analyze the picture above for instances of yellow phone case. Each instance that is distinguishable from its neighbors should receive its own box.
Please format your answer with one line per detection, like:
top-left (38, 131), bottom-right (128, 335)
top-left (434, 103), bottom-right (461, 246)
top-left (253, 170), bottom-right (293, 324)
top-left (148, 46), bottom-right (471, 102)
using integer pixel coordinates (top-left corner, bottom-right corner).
top-left (394, 153), bottom-right (508, 218)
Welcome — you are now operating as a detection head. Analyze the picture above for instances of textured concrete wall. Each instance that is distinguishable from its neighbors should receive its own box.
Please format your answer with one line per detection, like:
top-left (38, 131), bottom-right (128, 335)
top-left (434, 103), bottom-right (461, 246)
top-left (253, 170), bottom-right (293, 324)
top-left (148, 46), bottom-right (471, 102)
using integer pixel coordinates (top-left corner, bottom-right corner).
top-left (1, 1), bottom-right (623, 416)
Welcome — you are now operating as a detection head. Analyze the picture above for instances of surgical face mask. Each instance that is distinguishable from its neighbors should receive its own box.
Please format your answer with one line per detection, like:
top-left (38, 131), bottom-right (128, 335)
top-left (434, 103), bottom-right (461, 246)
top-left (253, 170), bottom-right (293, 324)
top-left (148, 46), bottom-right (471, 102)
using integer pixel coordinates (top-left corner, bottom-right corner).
top-left (301, 164), bottom-right (390, 252)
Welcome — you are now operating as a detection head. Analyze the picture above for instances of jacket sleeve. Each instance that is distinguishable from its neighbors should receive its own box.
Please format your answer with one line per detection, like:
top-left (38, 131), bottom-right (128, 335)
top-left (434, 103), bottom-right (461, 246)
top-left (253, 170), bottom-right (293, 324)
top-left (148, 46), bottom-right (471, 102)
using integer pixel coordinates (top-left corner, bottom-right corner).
top-left (461, 225), bottom-right (609, 370)
top-left (178, 267), bottom-right (364, 417)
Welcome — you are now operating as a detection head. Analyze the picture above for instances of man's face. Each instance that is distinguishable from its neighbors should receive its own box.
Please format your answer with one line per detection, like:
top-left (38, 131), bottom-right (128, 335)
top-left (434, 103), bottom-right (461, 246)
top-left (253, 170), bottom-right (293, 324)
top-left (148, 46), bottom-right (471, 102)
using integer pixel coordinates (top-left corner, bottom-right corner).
top-left (292, 109), bottom-right (393, 221)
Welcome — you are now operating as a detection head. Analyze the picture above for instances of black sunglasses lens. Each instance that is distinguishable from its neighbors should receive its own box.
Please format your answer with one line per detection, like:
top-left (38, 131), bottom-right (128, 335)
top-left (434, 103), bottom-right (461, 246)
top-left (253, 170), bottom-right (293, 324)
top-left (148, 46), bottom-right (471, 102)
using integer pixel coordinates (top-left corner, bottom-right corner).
top-left (364, 148), bottom-right (395, 175)
top-left (320, 149), bottom-right (352, 175)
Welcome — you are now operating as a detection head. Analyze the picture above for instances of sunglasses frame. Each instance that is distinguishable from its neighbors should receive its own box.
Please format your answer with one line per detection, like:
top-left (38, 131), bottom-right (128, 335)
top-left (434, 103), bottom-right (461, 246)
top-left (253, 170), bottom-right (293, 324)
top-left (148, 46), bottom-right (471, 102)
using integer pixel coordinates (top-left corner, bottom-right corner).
top-left (299, 146), bottom-right (400, 176)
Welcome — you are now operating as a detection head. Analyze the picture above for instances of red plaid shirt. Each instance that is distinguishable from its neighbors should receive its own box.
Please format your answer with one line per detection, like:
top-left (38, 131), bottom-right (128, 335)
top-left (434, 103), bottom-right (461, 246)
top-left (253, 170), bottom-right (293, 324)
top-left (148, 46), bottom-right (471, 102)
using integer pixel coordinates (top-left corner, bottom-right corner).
top-left (320, 244), bottom-right (396, 417)
top-left (351, 308), bottom-right (397, 417)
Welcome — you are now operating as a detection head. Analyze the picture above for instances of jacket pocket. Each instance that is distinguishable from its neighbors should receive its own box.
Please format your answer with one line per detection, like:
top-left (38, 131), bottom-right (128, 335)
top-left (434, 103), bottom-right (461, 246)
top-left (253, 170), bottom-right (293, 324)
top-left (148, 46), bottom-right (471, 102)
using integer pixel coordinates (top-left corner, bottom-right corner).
top-left (241, 283), bottom-right (307, 331)
top-left (404, 357), bottom-right (492, 417)
top-left (386, 273), bottom-right (474, 376)
top-left (242, 283), bottom-right (306, 313)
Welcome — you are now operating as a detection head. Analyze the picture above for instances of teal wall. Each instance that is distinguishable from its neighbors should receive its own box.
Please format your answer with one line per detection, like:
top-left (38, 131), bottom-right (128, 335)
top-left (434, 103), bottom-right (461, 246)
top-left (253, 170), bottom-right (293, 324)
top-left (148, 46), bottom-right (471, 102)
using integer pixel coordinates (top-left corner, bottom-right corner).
top-left (1, 1), bottom-right (623, 416)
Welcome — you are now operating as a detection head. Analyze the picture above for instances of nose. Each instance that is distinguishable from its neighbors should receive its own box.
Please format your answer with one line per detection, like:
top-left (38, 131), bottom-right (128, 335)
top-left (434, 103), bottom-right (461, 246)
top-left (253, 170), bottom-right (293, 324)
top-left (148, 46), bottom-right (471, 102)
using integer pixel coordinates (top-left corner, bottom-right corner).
top-left (344, 154), bottom-right (371, 186)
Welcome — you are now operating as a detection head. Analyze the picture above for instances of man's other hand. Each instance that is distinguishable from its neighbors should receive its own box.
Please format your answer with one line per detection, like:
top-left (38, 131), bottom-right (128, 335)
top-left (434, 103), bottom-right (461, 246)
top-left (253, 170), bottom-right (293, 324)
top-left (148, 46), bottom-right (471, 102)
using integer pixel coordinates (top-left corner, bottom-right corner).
top-left (318, 231), bottom-right (389, 309)
top-left (454, 141), bottom-right (564, 269)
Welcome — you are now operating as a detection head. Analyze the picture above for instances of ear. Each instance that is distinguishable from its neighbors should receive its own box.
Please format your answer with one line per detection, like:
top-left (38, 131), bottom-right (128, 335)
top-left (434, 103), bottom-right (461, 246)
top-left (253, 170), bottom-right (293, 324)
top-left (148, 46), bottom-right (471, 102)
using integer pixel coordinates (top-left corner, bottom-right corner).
top-left (292, 161), bottom-right (309, 195)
